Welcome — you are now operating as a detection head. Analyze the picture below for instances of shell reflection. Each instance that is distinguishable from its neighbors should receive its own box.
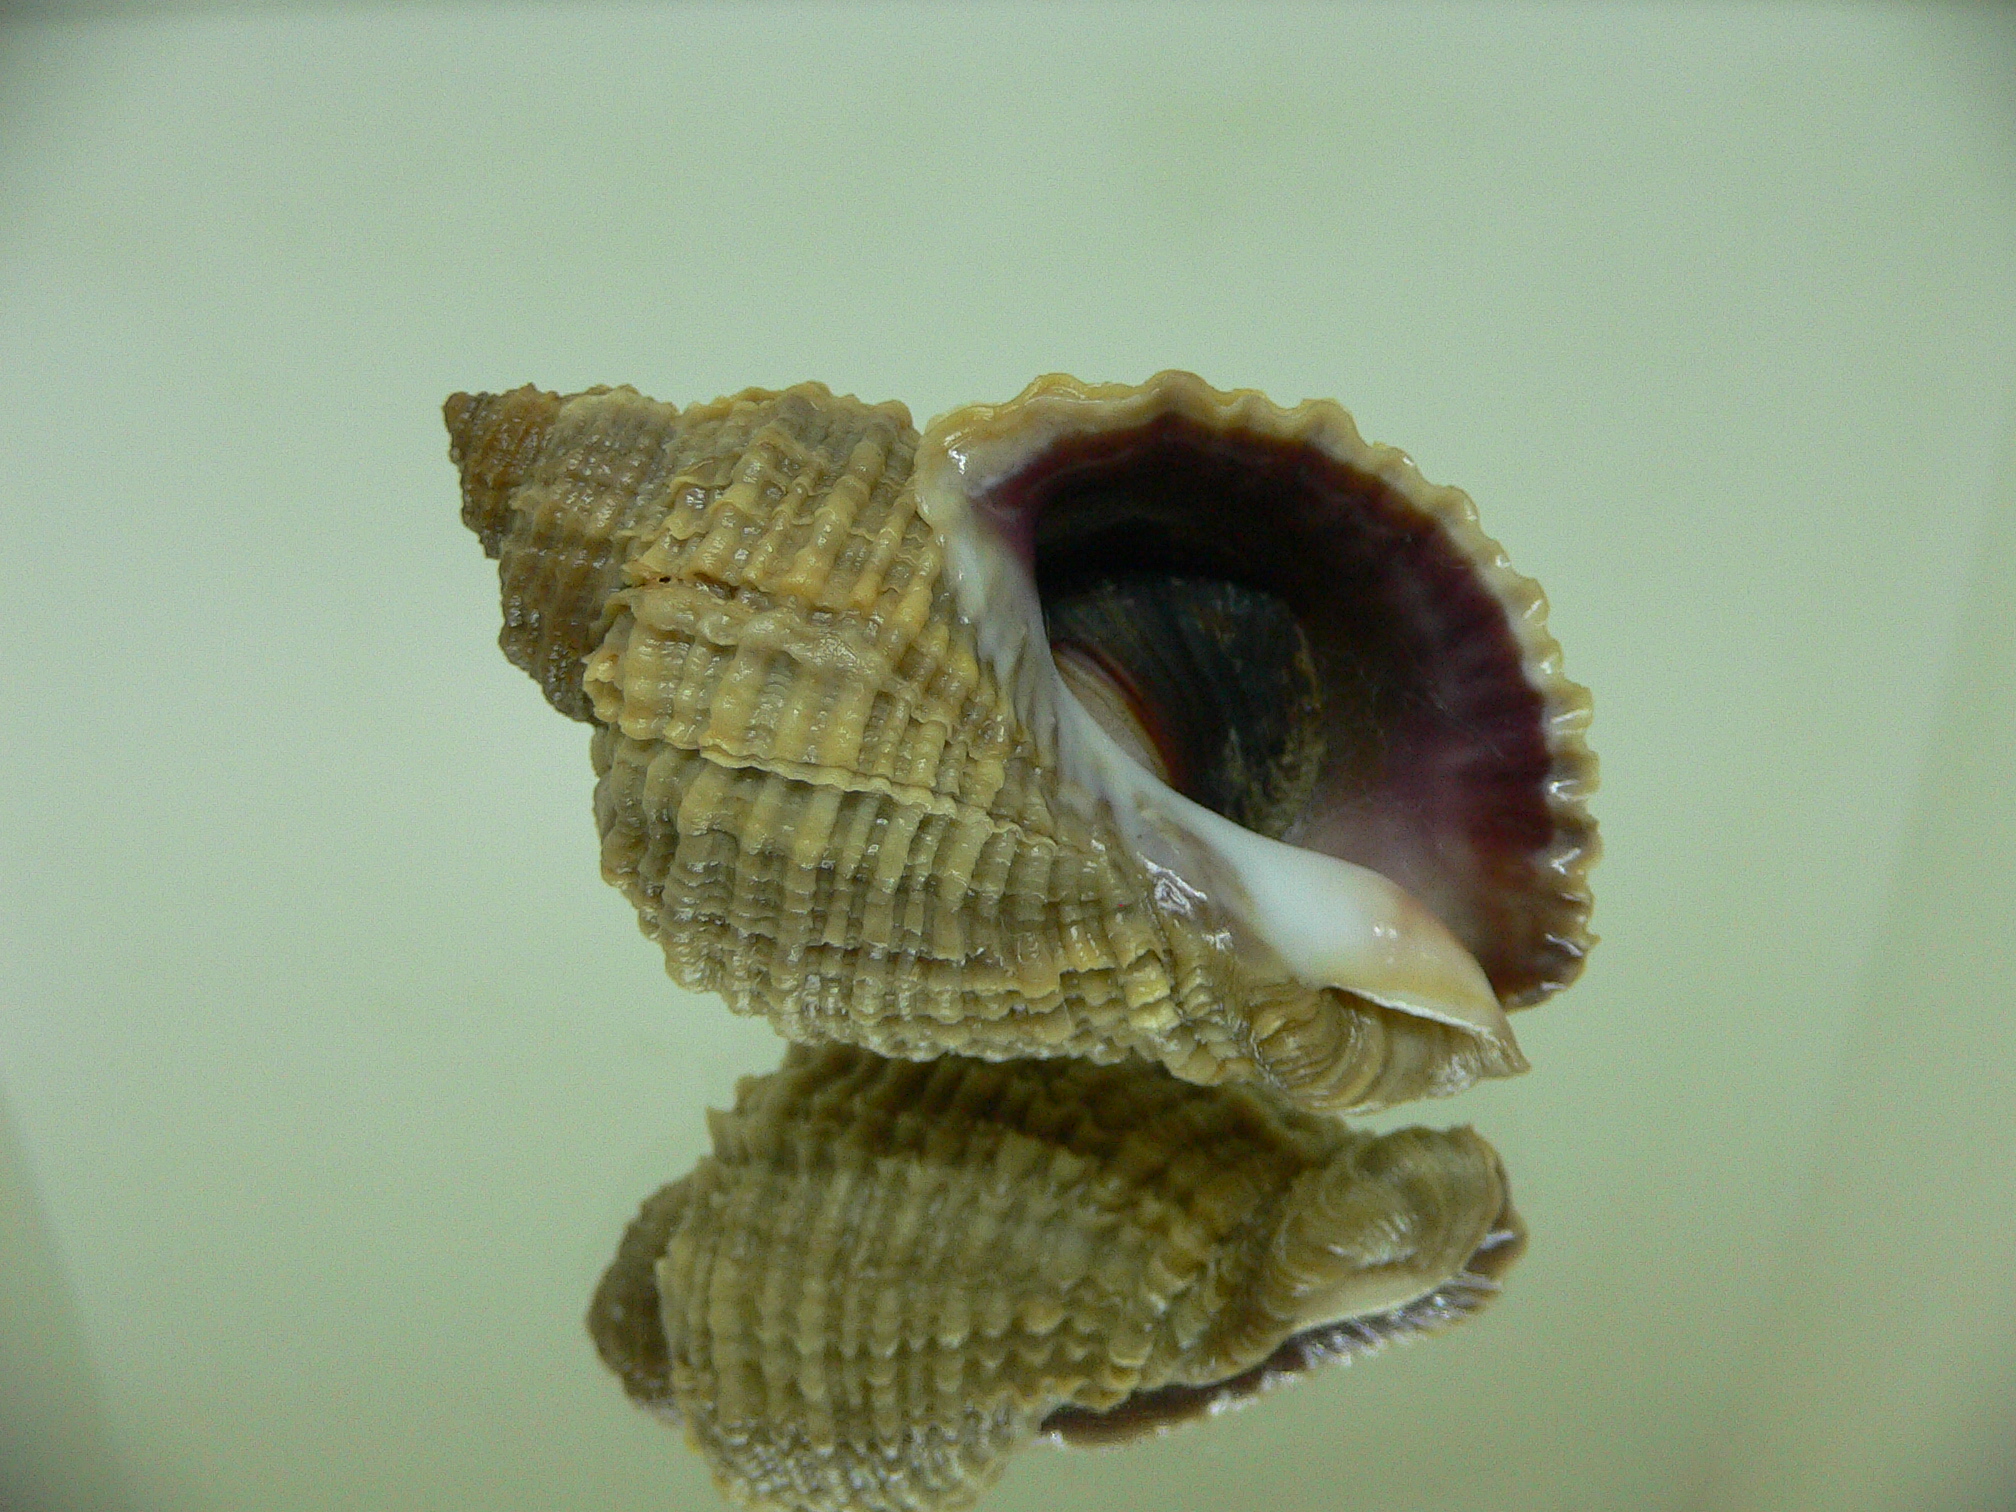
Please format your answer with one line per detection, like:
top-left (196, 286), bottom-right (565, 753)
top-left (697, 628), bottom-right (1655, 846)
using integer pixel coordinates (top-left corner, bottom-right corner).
top-left (446, 375), bottom-right (1595, 1112)
top-left (588, 1045), bottom-right (1523, 1512)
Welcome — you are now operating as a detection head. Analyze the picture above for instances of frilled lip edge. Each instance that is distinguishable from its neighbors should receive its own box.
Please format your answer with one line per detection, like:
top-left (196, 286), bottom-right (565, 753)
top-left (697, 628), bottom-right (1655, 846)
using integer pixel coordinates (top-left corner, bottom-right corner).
top-left (912, 371), bottom-right (1599, 1019)
top-left (1037, 1212), bottom-right (1528, 1448)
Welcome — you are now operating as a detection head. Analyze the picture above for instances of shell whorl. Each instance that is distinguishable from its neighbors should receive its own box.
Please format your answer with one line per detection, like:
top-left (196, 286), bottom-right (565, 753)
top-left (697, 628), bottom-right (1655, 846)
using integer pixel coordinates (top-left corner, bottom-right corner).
top-left (445, 383), bottom-right (916, 723)
top-left (587, 1046), bottom-right (1522, 1512)
top-left (445, 376), bottom-right (1597, 1114)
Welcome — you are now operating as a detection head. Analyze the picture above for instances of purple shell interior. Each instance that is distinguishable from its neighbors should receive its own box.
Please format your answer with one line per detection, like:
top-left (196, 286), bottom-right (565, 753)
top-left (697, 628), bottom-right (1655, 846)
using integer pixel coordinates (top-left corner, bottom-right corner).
top-left (979, 413), bottom-right (1589, 1008)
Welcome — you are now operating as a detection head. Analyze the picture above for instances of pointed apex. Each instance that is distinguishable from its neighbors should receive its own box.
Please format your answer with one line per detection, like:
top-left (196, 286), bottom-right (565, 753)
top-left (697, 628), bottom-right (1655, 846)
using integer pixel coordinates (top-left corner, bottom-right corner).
top-left (444, 386), bottom-right (561, 558)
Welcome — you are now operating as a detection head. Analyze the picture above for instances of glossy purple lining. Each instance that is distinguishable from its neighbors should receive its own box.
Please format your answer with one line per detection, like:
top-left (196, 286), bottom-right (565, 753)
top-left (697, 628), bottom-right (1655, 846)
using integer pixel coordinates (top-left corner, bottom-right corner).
top-left (980, 415), bottom-right (1575, 1004)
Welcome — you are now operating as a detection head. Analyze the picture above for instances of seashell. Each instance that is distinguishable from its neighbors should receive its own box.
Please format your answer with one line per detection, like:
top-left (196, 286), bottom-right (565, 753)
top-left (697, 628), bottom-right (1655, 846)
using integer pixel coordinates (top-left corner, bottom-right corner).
top-left (588, 1044), bottom-right (1524, 1512)
top-left (445, 374), bottom-right (1595, 1112)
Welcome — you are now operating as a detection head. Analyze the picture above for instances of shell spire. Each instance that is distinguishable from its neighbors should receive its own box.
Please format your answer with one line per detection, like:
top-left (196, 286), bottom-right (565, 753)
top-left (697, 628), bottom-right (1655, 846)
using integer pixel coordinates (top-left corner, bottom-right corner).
top-left (447, 374), bottom-right (1596, 1114)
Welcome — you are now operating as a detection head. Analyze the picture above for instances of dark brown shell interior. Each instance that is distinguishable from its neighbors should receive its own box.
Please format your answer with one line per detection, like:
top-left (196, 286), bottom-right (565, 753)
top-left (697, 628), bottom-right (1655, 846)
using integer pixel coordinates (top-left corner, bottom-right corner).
top-left (1045, 574), bottom-right (1327, 840)
top-left (986, 414), bottom-right (1595, 1008)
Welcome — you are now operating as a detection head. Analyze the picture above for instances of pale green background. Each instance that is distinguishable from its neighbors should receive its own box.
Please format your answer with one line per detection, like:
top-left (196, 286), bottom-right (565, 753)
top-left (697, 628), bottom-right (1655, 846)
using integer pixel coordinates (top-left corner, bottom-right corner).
top-left (3, 4), bottom-right (2014, 1510)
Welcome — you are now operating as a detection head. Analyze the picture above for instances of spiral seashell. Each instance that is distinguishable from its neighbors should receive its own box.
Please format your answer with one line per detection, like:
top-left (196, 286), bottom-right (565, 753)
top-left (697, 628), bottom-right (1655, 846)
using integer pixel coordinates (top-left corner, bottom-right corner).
top-left (445, 374), bottom-right (1596, 1112)
top-left (588, 1044), bottom-right (1524, 1512)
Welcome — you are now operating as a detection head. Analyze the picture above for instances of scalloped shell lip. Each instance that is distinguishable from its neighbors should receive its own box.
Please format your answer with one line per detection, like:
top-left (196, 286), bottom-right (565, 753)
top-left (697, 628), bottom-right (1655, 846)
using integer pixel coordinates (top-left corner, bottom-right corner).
top-left (914, 371), bottom-right (1598, 1012)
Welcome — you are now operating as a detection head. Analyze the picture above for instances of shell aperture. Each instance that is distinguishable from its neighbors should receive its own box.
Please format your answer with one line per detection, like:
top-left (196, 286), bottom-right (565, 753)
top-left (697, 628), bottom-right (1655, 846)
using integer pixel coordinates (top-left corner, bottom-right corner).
top-left (588, 1044), bottom-right (1524, 1512)
top-left (913, 373), bottom-right (1596, 1013)
top-left (1042, 574), bottom-right (1326, 836)
top-left (445, 374), bottom-right (1596, 1112)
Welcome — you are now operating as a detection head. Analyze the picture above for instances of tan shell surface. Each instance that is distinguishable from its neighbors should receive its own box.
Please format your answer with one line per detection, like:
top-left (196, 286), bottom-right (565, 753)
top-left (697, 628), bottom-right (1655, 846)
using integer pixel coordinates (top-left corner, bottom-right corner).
top-left (588, 1046), bottom-right (1521, 1512)
top-left (446, 378), bottom-right (1592, 1112)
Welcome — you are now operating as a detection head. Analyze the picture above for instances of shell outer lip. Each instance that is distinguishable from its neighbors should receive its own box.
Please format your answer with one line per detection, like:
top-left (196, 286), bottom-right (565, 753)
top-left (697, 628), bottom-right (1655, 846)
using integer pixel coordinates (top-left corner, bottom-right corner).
top-left (912, 371), bottom-right (1563, 1063)
top-left (920, 371), bottom-right (1597, 999)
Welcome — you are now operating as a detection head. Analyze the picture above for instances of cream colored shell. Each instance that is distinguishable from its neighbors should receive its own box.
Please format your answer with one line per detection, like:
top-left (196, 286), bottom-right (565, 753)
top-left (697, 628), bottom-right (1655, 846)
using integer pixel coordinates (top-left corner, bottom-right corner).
top-left (445, 376), bottom-right (1593, 1112)
top-left (588, 1045), bottom-right (1522, 1512)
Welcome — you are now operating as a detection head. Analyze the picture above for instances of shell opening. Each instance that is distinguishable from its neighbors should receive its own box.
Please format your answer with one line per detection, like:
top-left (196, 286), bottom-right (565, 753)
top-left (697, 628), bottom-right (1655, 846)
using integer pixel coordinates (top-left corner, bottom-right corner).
top-left (919, 374), bottom-right (1595, 1020)
top-left (993, 410), bottom-right (1554, 998)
